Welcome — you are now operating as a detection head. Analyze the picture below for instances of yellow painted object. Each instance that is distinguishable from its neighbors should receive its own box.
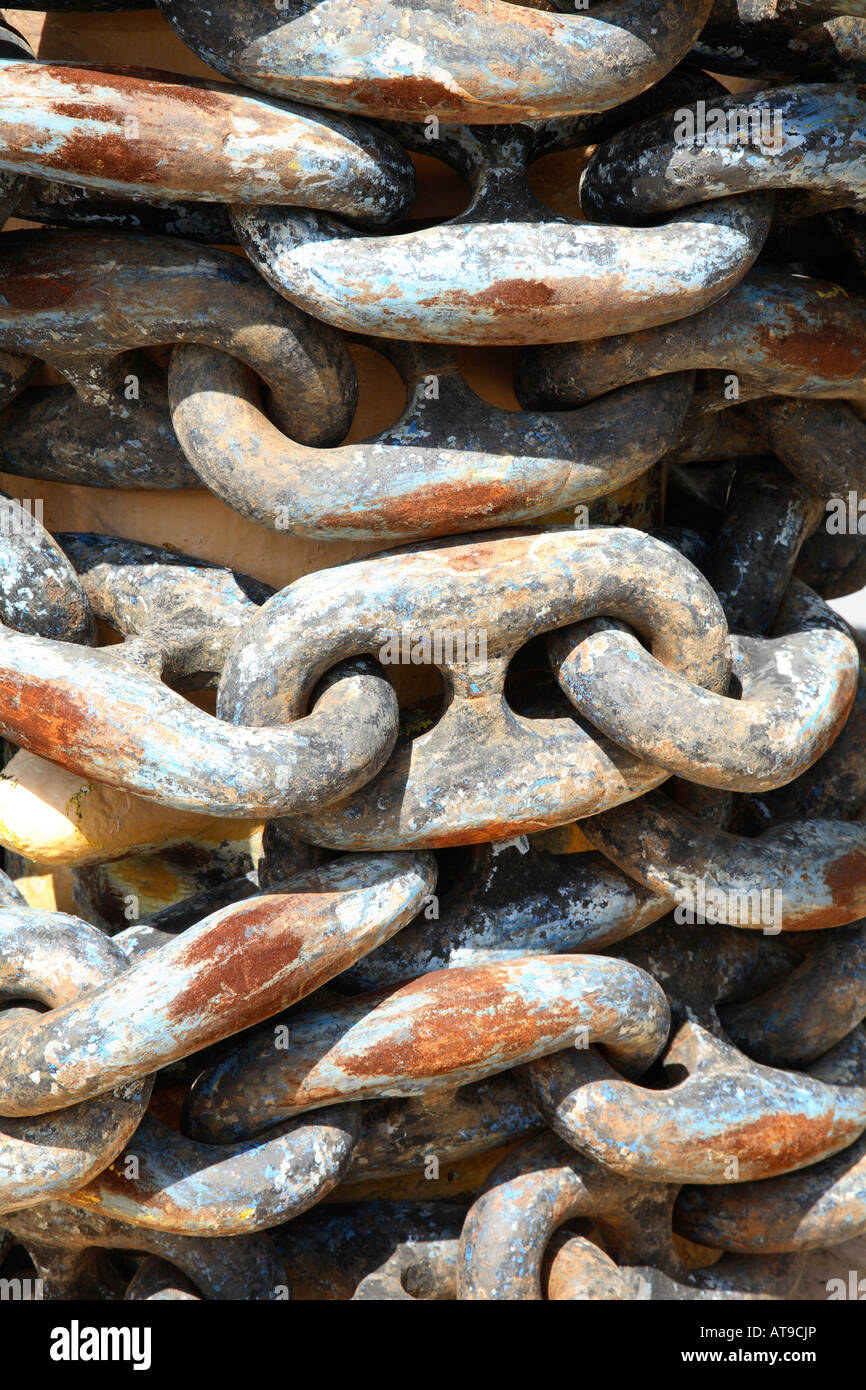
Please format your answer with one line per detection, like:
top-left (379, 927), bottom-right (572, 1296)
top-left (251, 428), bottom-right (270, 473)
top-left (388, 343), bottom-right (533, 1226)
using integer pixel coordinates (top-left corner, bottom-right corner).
top-left (530, 822), bottom-right (595, 854)
top-left (0, 749), bottom-right (261, 866)
top-left (80, 825), bottom-right (263, 925)
top-left (13, 866), bottom-right (78, 914)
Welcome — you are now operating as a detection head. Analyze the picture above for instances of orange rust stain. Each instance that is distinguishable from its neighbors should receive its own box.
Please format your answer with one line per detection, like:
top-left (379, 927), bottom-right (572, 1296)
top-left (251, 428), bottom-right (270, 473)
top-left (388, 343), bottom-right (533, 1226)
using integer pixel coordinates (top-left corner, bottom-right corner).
top-left (328, 965), bottom-right (577, 1084)
top-left (346, 75), bottom-right (473, 117)
top-left (714, 1109), bottom-right (854, 1174)
top-left (316, 479), bottom-right (534, 536)
top-left (0, 670), bottom-right (125, 761)
top-left (40, 130), bottom-right (174, 189)
top-left (41, 65), bottom-right (228, 115)
top-left (465, 279), bottom-right (556, 310)
top-left (823, 848), bottom-right (866, 912)
top-left (756, 319), bottom-right (866, 381)
top-left (0, 274), bottom-right (77, 310)
top-left (164, 896), bottom-right (310, 1027)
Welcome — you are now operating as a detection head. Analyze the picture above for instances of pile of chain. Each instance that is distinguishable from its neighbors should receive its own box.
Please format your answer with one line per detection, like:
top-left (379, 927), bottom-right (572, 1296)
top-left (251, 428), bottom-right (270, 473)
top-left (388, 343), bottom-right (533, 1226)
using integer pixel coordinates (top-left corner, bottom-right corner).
top-left (0, 0), bottom-right (864, 1302)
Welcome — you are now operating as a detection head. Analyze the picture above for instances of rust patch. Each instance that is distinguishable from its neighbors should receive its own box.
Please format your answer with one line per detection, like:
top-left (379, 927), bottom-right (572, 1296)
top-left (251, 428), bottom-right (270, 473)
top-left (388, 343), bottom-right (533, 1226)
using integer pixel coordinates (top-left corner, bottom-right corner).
top-left (164, 895), bottom-right (309, 1027)
top-left (755, 319), bottom-right (866, 381)
top-left (316, 479), bottom-right (526, 536)
top-left (0, 274), bottom-right (77, 310)
top-left (331, 964), bottom-right (575, 1083)
top-left (717, 1109), bottom-right (848, 1174)
top-left (464, 280), bottom-right (556, 310)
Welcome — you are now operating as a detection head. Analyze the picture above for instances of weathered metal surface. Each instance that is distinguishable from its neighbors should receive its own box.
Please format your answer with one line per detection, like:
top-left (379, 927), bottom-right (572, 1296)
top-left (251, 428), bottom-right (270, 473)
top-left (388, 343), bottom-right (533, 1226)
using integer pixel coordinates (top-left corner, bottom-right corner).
top-left (582, 790), bottom-right (866, 931)
top-left (0, 853), bottom-right (434, 1113)
top-left (521, 1019), bottom-right (866, 1183)
top-left (675, 1028), bottom-right (866, 1251)
top-left (610, 912), bottom-right (798, 1039)
top-left (61, 1106), bottom-right (362, 1236)
top-left (154, 0), bottom-right (714, 124)
top-left (0, 621), bottom-right (399, 814)
top-left (233, 120), bottom-right (771, 345)
top-left (0, 61), bottom-right (413, 221)
top-left (0, 492), bottom-right (94, 643)
top-left (549, 590), bottom-right (857, 791)
top-left (516, 269), bottom-right (866, 411)
top-left (708, 461), bottom-right (824, 633)
top-left (0, 354), bottom-right (200, 488)
top-left (56, 532), bottom-right (271, 688)
top-left (218, 528), bottom-right (729, 848)
top-left (352, 1236), bottom-right (458, 1300)
top-left (273, 1201), bottom-right (466, 1301)
top-left (1, 1201), bottom-right (285, 1299)
top-left (345, 1072), bottom-right (541, 1184)
top-left (741, 588), bottom-right (866, 826)
top-left (459, 1132), bottom-right (807, 1300)
top-left (16, 178), bottom-right (234, 243)
top-left (169, 338), bottom-right (695, 539)
top-left (0, 908), bottom-right (151, 1213)
top-left (183, 955), bottom-right (670, 1140)
top-left (581, 85), bottom-right (866, 223)
top-left (274, 1194), bottom-right (801, 1299)
top-left (745, 397), bottom-right (866, 498)
top-left (339, 839), bottom-right (670, 992)
top-left (0, 231), bottom-right (356, 444)
top-left (457, 1132), bottom-right (684, 1299)
top-left (722, 923), bottom-right (866, 1068)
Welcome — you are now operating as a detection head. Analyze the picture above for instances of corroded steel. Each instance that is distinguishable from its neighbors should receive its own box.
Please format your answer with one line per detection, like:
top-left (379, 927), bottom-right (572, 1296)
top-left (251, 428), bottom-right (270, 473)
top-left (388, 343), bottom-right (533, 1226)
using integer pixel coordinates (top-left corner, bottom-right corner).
top-left (581, 85), bottom-right (866, 222)
top-left (0, 853), bottom-right (434, 1114)
top-left (675, 1029), bottom-right (866, 1251)
top-left (169, 338), bottom-right (695, 539)
top-left (340, 838), bottom-right (670, 992)
top-left (218, 528), bottom-right (730, 848)
top-left (0, 60), bottom-right (413, 221)
top-left (722, 923), bottom-right (866, 1067)
top-left (582, 791), bottom-right (866, 931)
top-left (60, 1106), bottom-right (362, 1235)
top-left (0, 609), bottom-right (399, 813)
top-left (457, 1131), bottom-right (801, 1300)
top-left (708, 462), bottom-right (824, 633)
top-left (233, 120), bottom-right (771, 346)
top-left (0, 231), bottom-right (356, 443)
top-left (0, 354), bottom-right (199, 488)
top-left (516, 270), bottom-right (866, 411)
top-left (0, 493), bottom-right (94, 643)
top-left (16, 178), bottom-right (233, 243)
top-left (521, 1020), bottom-right (866, 1183)
top-left (56, 533), bottom-right (271, 687)
top-left (549, 588), bottom-right (857, 791)
top-left (1, 1202), bottom-right (285, 1299)
top-left (154, 0), bottom-right (714, 124)
top-left (183, 955), bottom-right (670, 1141)
top-left (0, 908), bottom-right (151, 1213)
